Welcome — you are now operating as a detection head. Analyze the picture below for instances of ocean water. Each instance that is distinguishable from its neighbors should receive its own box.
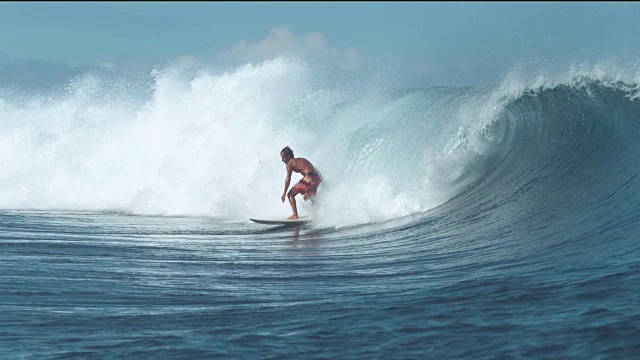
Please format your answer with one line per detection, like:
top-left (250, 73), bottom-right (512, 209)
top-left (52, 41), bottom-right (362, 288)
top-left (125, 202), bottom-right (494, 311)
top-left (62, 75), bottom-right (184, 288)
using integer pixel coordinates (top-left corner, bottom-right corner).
top-left (1, 58), bottom-right (640, 358)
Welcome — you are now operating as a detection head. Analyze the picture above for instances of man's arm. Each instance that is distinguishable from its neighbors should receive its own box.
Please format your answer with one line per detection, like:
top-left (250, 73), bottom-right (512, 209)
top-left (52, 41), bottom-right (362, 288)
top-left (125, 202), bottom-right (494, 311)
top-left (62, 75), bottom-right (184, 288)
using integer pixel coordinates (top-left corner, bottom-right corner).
top-left (281, 164), bottom-right (292, 202)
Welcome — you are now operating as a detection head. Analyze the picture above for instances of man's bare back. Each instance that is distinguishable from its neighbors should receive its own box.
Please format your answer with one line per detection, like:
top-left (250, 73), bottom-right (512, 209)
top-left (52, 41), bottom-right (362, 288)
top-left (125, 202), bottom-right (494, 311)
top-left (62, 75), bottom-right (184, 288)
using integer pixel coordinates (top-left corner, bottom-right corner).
top-left (286, 158), bottom-right (316, 176)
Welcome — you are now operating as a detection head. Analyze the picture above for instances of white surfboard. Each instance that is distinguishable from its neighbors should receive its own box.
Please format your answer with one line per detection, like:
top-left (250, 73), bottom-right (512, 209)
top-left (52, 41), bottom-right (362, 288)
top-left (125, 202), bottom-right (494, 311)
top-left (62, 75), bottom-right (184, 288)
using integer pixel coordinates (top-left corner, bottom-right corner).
top-left (249, 216), bottom-right (312, 225)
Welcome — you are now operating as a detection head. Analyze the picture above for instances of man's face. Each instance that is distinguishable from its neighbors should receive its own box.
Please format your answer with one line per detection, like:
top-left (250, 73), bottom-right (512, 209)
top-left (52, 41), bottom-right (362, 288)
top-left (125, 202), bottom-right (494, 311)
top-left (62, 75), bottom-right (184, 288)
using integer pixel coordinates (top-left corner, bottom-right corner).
top-left (281, 152), bottom-right (289, 164)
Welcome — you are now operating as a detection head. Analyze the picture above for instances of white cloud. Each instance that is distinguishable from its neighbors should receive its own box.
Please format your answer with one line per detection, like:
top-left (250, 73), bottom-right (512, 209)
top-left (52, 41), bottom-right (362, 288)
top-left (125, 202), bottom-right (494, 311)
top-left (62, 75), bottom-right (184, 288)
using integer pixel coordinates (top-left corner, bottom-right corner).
top-left (97, 61), bottom-right (116, 69)
top-left (222, 26), bottom-right (365, 70)
top-left (171, 55), bottom-right (199, 68)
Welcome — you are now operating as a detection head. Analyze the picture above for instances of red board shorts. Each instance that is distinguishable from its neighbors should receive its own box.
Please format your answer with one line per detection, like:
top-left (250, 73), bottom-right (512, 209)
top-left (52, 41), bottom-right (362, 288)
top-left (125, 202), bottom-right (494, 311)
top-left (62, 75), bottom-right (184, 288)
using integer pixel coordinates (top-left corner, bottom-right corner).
top-left (292, 172), bottom-right (321, 198)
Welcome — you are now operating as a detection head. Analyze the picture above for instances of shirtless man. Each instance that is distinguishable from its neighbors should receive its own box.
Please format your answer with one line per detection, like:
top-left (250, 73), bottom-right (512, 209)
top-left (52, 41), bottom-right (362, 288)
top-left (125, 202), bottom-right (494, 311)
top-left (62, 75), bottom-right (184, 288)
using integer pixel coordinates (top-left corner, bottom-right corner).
top-left (280, 146), bottom-right (321, 219)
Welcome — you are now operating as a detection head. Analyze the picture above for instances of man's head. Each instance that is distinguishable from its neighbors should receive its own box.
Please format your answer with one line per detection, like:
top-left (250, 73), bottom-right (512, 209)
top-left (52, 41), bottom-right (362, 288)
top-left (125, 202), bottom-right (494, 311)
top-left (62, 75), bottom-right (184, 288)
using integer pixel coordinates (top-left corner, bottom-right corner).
top-left (280, 146), bottom-right (294, 163)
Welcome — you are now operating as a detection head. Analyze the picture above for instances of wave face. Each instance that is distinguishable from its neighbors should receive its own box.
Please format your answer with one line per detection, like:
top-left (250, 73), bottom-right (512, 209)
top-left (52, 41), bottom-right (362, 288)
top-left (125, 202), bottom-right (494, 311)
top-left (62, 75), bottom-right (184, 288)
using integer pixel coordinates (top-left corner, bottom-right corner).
top-left (436, 77), bottom-right (640, 238)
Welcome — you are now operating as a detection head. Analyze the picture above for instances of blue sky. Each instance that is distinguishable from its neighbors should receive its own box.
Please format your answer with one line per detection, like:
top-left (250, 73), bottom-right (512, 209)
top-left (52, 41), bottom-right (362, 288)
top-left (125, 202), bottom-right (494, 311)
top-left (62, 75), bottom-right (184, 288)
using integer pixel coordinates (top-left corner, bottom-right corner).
top-left (1, 2), bottom-right (640, 86)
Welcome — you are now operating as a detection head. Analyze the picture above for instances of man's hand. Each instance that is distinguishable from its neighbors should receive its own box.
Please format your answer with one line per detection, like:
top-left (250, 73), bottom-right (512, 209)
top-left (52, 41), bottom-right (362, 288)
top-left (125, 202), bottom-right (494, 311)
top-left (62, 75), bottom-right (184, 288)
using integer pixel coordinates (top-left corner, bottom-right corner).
top-left (281, 193), bottom-right (286, 203)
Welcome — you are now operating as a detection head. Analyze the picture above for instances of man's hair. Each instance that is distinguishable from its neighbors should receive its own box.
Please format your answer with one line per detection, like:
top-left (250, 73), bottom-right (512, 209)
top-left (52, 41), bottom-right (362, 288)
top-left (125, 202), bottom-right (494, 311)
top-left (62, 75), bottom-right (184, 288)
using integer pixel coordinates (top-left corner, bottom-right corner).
top-left (281, 146), bottom-right (294, 158)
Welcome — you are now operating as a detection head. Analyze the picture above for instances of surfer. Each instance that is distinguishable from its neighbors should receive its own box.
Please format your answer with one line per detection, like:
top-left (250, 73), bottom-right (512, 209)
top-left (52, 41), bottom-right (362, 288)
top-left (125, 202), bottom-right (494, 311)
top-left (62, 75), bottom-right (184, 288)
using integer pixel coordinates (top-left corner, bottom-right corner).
top-left (280, 146), bottom-right (321, 219)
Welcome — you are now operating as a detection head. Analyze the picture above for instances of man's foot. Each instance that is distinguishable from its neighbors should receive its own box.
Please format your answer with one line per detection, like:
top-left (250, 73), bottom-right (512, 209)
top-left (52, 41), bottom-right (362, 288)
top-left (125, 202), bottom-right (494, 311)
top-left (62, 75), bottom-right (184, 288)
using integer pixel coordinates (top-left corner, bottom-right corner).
top-left (287, 215), bottom-right (299, 220)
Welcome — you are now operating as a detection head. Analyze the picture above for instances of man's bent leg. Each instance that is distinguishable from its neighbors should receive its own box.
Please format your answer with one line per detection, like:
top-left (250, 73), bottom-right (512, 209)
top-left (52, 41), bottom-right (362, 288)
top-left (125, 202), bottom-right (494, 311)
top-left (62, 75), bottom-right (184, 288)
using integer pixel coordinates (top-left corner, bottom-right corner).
top-left (303, 179), bottom-right (320, 201)
top-left (287, 189), bottom-right (302, 219)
